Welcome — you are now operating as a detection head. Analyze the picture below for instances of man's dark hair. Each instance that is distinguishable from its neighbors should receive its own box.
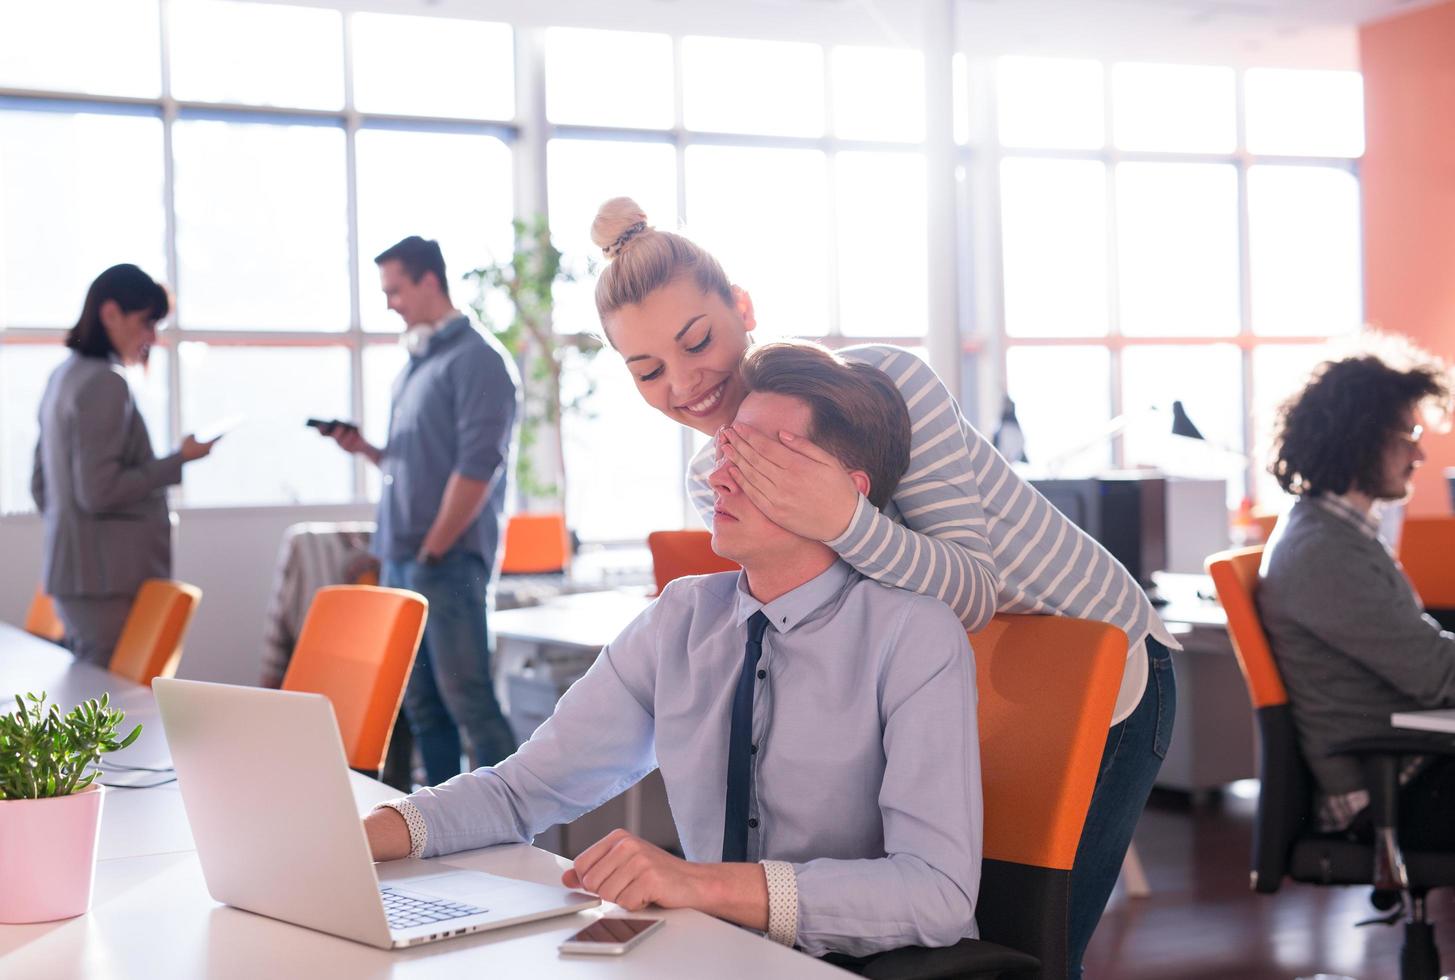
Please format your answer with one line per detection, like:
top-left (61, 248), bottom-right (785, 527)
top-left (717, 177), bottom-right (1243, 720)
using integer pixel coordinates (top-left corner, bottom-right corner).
top-left (1269, 344), bottom-right (1452, 497)
top-left (740, 342), bottom-right (911, 510)
top-left (66, 264), bottom-right (169, 358)
top-left (374, 236), bottom-right (449, 299)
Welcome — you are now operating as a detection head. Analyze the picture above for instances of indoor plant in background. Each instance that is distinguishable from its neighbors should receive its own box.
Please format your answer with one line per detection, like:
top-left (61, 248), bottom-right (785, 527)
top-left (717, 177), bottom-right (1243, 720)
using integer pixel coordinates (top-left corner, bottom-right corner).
top-left (465, 216), bottom-right (602, 521)
top-left (0, 692), bottom-right (140, 923)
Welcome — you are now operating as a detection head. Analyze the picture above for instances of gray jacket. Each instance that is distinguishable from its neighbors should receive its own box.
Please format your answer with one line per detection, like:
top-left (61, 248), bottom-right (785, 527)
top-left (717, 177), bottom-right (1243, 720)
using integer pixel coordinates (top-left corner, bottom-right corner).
top-left (1257, 497), bottom-right (1455, 798)
top-left (31, 352), bottom-right (182, 599)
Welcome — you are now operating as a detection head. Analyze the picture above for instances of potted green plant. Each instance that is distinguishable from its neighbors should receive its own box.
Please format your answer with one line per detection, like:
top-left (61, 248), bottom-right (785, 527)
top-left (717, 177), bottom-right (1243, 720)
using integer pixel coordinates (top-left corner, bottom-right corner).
top-left (0, 691), bottom-right (141, 923)
top-left (465, 215), bottom-right (603, 515)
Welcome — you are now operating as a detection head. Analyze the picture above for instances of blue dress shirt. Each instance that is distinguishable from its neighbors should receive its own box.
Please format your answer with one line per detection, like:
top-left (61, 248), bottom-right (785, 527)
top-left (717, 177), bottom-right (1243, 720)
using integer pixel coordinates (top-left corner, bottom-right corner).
top-left (403, 561), bottom-right (983, 957)
top-left (373, 315), bottom-right (519, 562)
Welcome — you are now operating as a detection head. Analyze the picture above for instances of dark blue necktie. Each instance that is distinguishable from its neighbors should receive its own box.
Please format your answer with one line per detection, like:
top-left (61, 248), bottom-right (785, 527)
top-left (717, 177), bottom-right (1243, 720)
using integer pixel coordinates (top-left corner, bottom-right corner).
top-left (723, 610), bottom-right (771, 862)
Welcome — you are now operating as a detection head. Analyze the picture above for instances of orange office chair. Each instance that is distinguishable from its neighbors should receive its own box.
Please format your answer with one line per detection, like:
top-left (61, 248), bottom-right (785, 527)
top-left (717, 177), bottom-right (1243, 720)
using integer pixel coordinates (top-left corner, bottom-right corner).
top-left (24, 585), bottom-right (65, 643)
top-left (1208, 546), bottom-right (1455, 980)
top-left (109, 579), bottom-right (202, 686)
top-left (280, 585), bottom-right (427, 774)
top-left (1398, 516), bottom-right (1455, 610)
top-left (499, 513), bottom-right (570, 575)
top-left (847, 615), bottom-right (1128, 980)
top-left (646, 530), bottom-right (739, 595)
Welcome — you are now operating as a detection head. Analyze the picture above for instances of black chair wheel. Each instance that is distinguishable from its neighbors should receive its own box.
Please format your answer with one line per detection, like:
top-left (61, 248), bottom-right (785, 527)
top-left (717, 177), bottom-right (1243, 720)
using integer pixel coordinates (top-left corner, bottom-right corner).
top-left (1373, 889), bottom-right (1402, 912)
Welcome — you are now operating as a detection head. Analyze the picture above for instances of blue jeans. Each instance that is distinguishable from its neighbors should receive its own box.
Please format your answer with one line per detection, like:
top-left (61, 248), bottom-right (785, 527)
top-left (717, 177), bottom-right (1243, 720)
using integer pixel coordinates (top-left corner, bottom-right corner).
top-left (1067, 637), bottom-right (1176, 978)
top-left (382, 553), bottom-right (518, 786)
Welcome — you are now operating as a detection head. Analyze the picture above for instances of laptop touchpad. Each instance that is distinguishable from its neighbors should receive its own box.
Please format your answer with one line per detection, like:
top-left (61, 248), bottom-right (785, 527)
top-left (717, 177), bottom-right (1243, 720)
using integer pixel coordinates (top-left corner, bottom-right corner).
top-left (404, 870), bottom-right (535, 904)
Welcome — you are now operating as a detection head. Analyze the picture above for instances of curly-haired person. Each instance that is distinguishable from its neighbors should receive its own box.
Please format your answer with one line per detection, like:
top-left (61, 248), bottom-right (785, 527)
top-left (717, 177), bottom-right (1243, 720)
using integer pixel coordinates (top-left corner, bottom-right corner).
top-left (1258, 337), bottom-right (1455, 846)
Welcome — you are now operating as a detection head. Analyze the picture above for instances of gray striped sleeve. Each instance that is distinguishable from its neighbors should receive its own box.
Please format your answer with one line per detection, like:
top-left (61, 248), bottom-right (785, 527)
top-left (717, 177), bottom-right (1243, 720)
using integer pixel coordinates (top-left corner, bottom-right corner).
top-left (827, 347), bottom-right (998, 630)
top-left (685, 346), bottom-right (1000, 631)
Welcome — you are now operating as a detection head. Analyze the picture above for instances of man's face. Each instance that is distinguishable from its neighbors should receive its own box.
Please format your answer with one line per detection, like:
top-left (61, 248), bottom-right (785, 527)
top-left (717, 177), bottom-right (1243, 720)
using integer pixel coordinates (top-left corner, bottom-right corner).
top-left (1371, 405), bottom-right (1427, 501)
top-left (709, 392), bottom-right (815, 564)
top-left (378, 259), bottom-right (436, 328)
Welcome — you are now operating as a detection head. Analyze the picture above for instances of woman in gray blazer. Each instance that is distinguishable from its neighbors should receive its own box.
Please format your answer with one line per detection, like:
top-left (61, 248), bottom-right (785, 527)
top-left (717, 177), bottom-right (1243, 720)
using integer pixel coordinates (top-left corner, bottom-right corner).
top-left (31, 264), bottom-right (216, 665)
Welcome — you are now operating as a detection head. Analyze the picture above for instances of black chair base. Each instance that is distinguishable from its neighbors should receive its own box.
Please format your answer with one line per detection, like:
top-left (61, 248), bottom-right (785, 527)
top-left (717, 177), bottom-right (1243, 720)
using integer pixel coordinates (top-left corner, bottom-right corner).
top-left (1402, 919), bottom-right (1440, 980)
top-left (824, 938), bottom-right (1040, 980)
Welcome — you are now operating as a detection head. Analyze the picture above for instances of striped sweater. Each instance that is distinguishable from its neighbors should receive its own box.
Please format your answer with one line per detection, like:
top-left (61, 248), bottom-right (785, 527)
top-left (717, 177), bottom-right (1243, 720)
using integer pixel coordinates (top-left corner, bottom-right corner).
top-left (687, 344), bottom-right (1178, 671)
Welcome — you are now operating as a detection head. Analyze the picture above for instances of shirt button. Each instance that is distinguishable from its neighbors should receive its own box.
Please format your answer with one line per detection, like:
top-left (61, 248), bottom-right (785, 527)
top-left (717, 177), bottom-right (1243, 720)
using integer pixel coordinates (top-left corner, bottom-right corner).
top-left (756, 669), bottom-right (766, 680)
top-left (748, 818), bottom-right (758, 829)
top-left (750, 744), bottom-right (757, 755)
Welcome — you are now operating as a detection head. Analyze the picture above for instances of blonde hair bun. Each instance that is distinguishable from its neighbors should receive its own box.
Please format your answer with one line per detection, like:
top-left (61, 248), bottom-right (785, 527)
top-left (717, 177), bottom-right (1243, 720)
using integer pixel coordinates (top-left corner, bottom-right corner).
top-left (592, 197), bottom-right (651, 259)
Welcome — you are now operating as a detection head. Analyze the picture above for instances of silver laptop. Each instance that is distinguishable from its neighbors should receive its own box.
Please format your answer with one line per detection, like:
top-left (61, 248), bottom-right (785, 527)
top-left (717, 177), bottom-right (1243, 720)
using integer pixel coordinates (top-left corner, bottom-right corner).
top-left (153, 678), bottom-right (598, 949)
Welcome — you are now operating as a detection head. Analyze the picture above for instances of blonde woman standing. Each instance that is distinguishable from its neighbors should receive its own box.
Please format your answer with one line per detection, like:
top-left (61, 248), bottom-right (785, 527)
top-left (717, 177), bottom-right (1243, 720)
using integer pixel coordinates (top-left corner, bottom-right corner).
top-left (588, 197), bottom-right (1178, 975)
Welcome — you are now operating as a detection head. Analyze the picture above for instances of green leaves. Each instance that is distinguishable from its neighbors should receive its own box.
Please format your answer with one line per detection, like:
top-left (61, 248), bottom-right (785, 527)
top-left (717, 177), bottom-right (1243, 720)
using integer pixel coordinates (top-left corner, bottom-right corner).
top-left (0, 691), bottom-right (142, 800)
top-left (463, 215), bottom-right (604, 508)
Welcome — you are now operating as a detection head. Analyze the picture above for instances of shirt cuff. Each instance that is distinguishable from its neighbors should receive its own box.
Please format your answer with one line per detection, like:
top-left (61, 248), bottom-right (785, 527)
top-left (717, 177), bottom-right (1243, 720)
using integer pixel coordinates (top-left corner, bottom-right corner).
top-left (760, 860), bottom-right (799, 947)
top-left (377, 798), bottom-right (428, 859)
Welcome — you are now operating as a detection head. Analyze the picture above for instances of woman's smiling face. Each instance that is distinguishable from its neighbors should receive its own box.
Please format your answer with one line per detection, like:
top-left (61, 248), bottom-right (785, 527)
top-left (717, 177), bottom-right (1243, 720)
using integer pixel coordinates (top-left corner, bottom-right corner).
top-left (603, 277), bottom-right (757, 436)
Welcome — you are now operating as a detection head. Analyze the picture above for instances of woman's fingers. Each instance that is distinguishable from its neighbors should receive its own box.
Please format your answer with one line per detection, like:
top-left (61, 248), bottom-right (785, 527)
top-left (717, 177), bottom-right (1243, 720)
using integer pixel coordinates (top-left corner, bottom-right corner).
top-left (777, 430), bottom-right (839, 465)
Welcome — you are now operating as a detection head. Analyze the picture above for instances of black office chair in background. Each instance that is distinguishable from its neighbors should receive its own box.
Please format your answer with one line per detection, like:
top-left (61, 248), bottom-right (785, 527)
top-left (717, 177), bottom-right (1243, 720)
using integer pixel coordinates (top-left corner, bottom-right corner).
top-left (1210, 547), bottom-right (1455, 980)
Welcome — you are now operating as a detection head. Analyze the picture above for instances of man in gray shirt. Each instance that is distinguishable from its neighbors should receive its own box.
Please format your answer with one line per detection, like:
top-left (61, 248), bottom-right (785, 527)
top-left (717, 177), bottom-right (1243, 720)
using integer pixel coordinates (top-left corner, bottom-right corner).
top-left (362, 343), bottom-right (982, 958)
top-left (1259, 342), bottom-right (1455, 843)
top-left (328, 236), bottom-right (519, 786)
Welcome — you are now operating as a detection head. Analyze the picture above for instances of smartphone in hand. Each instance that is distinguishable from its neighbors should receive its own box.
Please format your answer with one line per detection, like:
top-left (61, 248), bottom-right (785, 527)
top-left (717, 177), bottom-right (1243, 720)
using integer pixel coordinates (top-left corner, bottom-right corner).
top-left (306, 418), bottom-right (358, 437)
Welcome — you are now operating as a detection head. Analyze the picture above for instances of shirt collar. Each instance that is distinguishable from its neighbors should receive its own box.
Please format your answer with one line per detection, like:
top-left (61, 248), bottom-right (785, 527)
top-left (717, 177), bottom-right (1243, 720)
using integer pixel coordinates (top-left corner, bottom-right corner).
top-left (732, 560), bottom-right (856, 634)
top-left (434, 310), bottom-right (466, 332)
top-left (1310, 492), bottom-right (1381, 540)
top-left (412, 313), bottom-right (469, 359)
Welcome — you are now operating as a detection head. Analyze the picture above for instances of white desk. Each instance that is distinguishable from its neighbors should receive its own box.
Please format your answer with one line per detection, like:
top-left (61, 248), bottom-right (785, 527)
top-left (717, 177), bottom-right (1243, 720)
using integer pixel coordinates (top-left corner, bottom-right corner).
top-left (0, 624), bottom-right (845, 979)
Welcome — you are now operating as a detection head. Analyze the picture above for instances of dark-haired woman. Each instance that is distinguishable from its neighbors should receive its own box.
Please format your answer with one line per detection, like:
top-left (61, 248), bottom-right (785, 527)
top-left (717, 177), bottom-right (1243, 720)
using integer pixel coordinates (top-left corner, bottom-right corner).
top-left (31, 264), bottom-right (216, 665)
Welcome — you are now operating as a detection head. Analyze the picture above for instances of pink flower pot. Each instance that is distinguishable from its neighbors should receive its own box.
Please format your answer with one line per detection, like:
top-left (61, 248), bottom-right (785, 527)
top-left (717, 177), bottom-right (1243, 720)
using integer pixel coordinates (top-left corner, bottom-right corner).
top-left (0, 783), bottom-right (106, 923)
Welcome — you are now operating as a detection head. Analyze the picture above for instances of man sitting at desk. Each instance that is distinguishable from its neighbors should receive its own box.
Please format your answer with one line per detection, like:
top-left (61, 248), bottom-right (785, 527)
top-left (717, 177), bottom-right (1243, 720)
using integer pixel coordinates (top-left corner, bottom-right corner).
top-left (1259, 340), bottom-right (1455, 843)
top-left (364, 342), bottom-right (982, 958)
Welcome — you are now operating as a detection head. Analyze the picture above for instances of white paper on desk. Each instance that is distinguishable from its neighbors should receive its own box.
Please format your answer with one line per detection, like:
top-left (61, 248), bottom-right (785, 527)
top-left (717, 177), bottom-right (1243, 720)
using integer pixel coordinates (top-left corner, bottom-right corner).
top-left (195, 413), bottom-right (246, 443)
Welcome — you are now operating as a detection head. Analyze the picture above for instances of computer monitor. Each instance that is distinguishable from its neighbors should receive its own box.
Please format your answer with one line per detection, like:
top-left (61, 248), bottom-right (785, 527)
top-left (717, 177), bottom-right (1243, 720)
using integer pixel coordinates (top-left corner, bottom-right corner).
top-left (1030, 476), bottom-right (1167, 587)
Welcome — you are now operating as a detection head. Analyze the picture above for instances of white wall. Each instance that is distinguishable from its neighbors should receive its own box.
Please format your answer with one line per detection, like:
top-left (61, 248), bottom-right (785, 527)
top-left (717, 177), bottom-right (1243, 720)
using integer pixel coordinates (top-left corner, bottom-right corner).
top-left (1, 503), bottom-right (373, 686)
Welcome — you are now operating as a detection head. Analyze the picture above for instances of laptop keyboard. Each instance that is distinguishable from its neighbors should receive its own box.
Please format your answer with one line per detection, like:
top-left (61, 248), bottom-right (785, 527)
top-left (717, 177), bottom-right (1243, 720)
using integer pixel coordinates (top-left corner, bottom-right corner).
top-left (380, 885), bottom-right (487, 930)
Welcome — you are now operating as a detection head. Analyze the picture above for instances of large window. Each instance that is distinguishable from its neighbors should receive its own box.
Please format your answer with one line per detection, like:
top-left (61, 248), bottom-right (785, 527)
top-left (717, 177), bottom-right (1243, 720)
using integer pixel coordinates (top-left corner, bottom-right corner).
top-left (989, 57), bottom-right (1364, 502)
top-left (0, 1), bottom-right (516, 511)
top-left (0, 2), bottom-right (1366, 531)
top-left (542, 26), bottom-right (937, 541)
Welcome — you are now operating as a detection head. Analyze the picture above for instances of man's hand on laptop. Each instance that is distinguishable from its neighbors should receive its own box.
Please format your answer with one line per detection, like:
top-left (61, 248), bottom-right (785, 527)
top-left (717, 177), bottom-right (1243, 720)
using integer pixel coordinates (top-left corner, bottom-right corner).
top-left (363, 807), bottom-right (413, 862)
top-left (562, 829), bottom-right (769, 930)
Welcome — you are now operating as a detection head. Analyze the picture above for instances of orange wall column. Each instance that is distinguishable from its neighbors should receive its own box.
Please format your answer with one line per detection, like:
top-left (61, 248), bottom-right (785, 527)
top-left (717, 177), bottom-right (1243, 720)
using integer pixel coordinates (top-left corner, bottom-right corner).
top-left (1361, 1), bottom-right (1455, 515)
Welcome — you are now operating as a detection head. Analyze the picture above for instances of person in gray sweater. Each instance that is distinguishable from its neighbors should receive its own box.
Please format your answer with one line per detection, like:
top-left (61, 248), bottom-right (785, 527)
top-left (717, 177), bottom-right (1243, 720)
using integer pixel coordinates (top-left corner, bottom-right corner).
top-left (1258, 341), bottom-right (1455, 843)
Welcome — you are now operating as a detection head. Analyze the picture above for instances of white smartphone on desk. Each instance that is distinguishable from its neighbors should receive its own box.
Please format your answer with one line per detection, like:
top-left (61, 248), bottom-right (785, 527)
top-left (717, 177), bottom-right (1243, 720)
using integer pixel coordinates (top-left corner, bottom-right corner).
top-left (559, 917), bottom-right (663, 955)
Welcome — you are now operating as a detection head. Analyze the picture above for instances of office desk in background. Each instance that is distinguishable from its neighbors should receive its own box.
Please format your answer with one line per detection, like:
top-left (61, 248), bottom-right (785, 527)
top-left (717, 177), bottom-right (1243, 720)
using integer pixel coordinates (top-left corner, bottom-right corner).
top-left (0, 624), bottom-right (846, 980)
top-left (1152, 572), bottom-right (1258, 796)
top-left (497, 579), bottom-right (1260, 801)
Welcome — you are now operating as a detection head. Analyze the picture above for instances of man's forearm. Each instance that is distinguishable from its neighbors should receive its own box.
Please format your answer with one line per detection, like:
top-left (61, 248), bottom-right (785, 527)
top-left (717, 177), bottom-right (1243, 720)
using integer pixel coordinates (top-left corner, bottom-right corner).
top-left (691, 862), bottom-right (769, 931)
top-left (420, 472), bottom-right (491, 557)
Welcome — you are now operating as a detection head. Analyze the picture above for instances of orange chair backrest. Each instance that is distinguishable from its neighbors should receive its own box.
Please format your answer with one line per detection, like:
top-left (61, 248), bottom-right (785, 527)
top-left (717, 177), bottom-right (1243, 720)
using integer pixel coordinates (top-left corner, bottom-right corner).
top-left (110, 579), bottom-right (202, 686)
top-left (1398, 516), bottom-right (1455, 609)
top-left (972, 614), bottom-right (1127, 871)
top-left (281, 586), bottom-right (427, 771)
top-left (24, 585), bottom-right (65, 643)
top-left (1206, 546), bottom-right (1287, 709)
top-left (1252, 513), bottom-right (1279, 543)
top-left (646, 530), bottom-right (739, 595)
top-left (500, 513), bottom-right (570, 575)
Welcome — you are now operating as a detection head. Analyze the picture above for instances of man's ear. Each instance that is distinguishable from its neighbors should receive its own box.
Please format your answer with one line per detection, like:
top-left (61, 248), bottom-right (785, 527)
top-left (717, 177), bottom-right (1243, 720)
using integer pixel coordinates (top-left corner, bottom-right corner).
top-left (849, 470), bottom-right (871, 499)
top-left (730, 285), bottom-right (757, 334)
